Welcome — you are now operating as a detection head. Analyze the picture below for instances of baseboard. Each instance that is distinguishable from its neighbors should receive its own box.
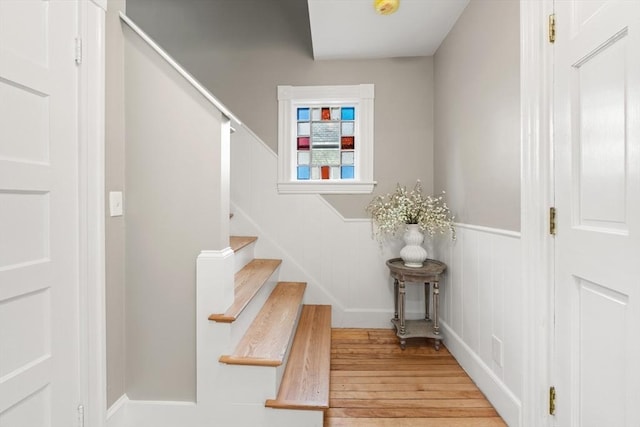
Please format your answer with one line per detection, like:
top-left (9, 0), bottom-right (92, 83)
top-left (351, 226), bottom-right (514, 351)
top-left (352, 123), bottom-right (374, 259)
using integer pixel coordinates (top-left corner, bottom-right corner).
top-left (339, 308), bottom-right (434, 329)
top-left (441, 321), bottom-right (522, 427)
top-left (106, 394), bottom-right (128, 427)
top-left (106, 397), bottom-right (201, 427)
top-left (104, 397), bottom-right (321, 427)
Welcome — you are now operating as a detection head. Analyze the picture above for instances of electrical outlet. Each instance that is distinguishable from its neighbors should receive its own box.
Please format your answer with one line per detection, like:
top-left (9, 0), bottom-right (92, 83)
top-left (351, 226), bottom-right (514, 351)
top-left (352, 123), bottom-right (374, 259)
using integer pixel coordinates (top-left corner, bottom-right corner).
top-left (109, 191), bottom-right (123, 217)
top-left (492, 335), bottom-right (503, 367)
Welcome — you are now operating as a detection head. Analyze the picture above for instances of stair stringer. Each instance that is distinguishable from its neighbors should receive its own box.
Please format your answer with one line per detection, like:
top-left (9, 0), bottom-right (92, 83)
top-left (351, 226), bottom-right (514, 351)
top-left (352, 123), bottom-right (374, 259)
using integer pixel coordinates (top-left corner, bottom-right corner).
top-left (233, 238), bottom-right (256, 273)
top-left (208, 289), bottom-right (325, 427)
top-left (195, 249), bottom-right (280, 408)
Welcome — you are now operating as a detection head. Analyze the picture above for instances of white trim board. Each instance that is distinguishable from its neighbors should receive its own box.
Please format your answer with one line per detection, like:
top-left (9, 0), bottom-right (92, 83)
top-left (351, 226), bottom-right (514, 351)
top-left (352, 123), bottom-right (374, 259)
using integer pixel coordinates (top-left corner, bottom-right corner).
top-left (520, 0), bottom-right (554, 426)
top-left (79, 2), bottom-right (107, 427)
top-left (106, 396), bottom-right (200, 427)
top-left (441, 322), bottom-right (522, 426)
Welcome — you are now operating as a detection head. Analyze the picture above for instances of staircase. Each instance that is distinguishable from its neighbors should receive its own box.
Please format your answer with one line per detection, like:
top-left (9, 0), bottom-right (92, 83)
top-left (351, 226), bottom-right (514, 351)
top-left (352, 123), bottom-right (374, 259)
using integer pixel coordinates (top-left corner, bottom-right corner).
top-left (202, 235), bottom-right (331, 427)
top-left (119, 14), bottom-right (331, 427)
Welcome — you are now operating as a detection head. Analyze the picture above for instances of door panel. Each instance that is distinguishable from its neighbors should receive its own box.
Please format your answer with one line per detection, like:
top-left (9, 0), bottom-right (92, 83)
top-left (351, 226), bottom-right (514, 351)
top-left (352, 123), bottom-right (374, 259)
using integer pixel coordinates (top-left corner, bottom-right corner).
top-left (0, 1), bottom-right (80, 426)
top-left (554, 1), bottom-right (640, 426)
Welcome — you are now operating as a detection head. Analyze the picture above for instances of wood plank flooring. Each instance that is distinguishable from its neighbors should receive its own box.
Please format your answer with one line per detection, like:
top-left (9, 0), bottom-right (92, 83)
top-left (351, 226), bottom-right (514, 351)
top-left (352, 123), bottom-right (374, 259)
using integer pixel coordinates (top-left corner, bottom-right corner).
top-left (326, 329), bottom-right (506, 427)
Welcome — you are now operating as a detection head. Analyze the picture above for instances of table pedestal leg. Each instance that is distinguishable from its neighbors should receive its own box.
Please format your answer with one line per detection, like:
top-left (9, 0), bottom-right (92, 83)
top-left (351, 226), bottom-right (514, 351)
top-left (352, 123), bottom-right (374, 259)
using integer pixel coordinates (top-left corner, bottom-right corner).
top-left (393, 279), bottom-right (399, 320)
top-left (424, 282), bottom-right (430, 321)
top-left (399, 280), bottom-right (406, 349)
top-left (433, 281), bottom-right (440, 350)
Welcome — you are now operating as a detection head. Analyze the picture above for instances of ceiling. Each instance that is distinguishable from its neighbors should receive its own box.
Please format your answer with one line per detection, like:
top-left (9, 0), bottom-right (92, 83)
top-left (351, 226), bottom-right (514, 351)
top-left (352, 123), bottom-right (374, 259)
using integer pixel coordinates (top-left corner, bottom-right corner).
top-left (307, 0), bottom-right (470, 60)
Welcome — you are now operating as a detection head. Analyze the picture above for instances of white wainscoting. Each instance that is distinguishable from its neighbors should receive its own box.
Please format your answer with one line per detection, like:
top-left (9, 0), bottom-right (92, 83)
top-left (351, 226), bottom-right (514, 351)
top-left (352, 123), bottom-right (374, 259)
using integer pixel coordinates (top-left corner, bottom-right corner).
top-left (231, 125), bottom-right (431, 328)
top-left (231, 125), bottom-right (524, 425)
top-left (434, 223), bottom-right (523, 427)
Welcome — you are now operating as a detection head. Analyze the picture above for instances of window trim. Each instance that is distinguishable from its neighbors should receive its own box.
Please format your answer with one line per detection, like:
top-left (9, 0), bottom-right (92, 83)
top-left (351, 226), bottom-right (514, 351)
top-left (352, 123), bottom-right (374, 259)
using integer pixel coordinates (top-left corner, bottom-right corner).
top-left (277, 84), bottom-right (376, 194)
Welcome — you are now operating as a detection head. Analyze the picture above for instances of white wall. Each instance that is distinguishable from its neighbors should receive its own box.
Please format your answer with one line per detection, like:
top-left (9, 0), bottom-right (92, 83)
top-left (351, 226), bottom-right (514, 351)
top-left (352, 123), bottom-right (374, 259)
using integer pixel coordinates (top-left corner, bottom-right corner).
top-left (230, 121), bottom-right (524, 426)
top-left (105, 0), bottom-right (127, 407)
top-left (435, 225), bottom-right (522, 426)
top-left (432, 0), bottom-right (523, 424)
top-left (123, 22), bottom-right (229, 401)
top-left (230, 125), bottom-right (432, 327)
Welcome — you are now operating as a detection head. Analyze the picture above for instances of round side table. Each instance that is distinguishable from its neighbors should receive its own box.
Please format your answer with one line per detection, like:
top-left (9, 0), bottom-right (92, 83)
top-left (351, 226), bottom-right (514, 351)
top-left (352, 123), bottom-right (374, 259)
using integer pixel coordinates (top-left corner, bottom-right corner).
top-left (386, 258), bottom-right (447, 350)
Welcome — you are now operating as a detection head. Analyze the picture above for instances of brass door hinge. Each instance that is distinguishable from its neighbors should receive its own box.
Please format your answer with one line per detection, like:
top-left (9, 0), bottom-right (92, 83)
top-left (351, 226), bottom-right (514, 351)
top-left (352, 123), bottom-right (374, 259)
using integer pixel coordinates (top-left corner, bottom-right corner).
top-left (549, 14), bottom-right (556, 43)
top-left (549, 207), bottom-right (557, 236)
top-left (549, 386), bottom-right (556, 415)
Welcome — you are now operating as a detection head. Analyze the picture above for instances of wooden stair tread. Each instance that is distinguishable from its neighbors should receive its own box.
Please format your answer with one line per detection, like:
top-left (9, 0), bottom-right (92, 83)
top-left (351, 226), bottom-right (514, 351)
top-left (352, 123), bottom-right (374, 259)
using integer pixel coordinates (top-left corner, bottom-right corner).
top-left (209, 259), bottom-right (282, 323)
top-left (229, 235), bottom-right (257, 253)
top-left (220, 282), bottom-right (306, 366)
top-left (265, 304), bottom-right (331, 410)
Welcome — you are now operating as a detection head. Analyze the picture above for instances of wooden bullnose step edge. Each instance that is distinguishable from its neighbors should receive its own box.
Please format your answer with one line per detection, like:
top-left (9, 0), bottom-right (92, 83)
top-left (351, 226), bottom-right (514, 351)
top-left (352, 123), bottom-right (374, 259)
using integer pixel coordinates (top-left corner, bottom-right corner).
top-left (209, 258), bottom-right (282, 323)
top-left (229, 235), bottom-right (257, 253)
top-left (219, 282), bottom-right (307, 366)
top-left (265, 305), bottom-right (332, 411)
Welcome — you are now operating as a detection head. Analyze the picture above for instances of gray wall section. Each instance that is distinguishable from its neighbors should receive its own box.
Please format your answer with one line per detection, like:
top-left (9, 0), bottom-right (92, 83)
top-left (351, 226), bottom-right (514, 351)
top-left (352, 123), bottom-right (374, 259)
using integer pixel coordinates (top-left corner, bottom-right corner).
top-left (126, 0), bottom-right (435, 218)
top-left (124, 25), bottom-right (227, 400)
top-left (105, 0), bottom-right (126, 408)
top-left (434, 0), bottom-right (521, 231)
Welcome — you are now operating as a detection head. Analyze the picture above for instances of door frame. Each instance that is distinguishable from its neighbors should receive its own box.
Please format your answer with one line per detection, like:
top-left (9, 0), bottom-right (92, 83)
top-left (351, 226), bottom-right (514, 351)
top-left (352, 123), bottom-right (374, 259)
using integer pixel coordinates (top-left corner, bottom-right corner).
top-left (520, 0), bottom-right (554, 426)
top-left (78, 1), bottom-right (107, 426)
top-left (520, 0), bottom-right (555, 426)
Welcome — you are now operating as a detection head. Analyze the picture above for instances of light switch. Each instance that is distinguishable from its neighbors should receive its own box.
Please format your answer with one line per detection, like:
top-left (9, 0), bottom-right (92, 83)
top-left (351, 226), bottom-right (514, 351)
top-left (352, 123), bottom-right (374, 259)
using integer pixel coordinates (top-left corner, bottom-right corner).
top-left (109, 191), bottom-right (123, 217)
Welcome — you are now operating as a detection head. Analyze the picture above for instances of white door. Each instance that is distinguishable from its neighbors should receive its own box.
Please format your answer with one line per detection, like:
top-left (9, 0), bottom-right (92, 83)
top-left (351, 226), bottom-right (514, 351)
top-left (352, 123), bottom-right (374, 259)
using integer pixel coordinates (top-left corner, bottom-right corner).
top-left (554, 1), bottom-right (640, 426)
top-left (0, 1), bottom-right (82, 426)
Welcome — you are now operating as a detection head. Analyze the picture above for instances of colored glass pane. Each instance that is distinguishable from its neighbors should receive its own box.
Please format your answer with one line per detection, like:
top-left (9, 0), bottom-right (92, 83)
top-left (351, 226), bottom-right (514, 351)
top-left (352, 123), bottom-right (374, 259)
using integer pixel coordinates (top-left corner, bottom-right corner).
top-left (297, 137), bottom-right (310, 150)
top-left (341, 165), bottom-right (355, 179)
top-left (298, 122), bottom-right (310, 136)
top-left (297, 108), bottom-right (310, 121)
top-left (341, 151), bottom-right (354, 165)
top-left (297, 166), bottom-right (310, 180)
top-left (311, 122), bottom-right (340, 147)
top-left (341, 107), bottom-right (355, 120)
top-left (331, 166), bottom-right (340, 179)
top-left (290, 102), bottom-right (362, 183)
top-left (321, 166), bottom-right (330, 180)
top-left (298, 151), bottom-right (310, 165)
top-left (311, 149), bottom-right (340, 166)
top-left (341, 136), bottom-right (355, 150)
top-left (341, 122), bottom-right (354, 136)
top-left (311, 167), bottom-right (320, 180)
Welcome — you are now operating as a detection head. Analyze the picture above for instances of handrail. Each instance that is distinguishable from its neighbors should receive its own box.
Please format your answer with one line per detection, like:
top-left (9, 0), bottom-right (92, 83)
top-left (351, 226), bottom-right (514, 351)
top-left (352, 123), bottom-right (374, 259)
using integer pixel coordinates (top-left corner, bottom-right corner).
top-left (119, 12), bottom-right (242, 127)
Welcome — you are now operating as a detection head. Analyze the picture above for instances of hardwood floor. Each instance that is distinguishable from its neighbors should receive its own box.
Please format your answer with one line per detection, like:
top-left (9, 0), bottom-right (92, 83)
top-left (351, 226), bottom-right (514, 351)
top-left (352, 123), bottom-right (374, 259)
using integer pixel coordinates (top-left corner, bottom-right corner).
top-left (326, 329), bottom-right (507, 427)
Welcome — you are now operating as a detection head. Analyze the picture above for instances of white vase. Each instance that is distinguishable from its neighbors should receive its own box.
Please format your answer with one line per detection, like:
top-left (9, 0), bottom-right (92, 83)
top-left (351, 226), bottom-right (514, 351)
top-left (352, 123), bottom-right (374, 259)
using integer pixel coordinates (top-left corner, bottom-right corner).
top-left (399, 224), bottom-right (428, 267)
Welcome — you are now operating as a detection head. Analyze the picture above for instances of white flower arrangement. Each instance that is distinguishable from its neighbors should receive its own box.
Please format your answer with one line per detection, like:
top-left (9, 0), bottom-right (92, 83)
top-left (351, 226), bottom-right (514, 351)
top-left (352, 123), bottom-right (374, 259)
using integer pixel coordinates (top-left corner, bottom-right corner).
top-left (366, 180), bottom-right (456, 242)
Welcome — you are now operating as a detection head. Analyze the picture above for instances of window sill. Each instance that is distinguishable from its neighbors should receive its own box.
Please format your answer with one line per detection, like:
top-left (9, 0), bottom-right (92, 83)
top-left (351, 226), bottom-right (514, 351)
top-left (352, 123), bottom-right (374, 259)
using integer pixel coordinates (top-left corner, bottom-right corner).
top-left (277, 181), bottom-right (376, 194)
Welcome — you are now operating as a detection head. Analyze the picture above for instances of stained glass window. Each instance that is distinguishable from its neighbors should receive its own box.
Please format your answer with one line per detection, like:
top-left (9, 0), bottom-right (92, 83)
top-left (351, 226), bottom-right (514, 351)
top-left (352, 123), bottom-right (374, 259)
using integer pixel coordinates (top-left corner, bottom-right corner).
top-left (295, 105), bottom-right (356, 181)
top-left (277, 84), bottom-right (374, 194)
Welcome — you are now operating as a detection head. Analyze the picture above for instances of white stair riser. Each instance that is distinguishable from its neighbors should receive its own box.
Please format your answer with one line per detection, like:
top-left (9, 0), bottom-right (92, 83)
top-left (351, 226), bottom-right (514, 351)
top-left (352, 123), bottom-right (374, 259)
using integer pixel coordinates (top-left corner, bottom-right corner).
top-left (217, 284), bottom-right (302, 405)
top-left (215, 365), bottom-right (278, 403)
top-left (233, 241), bottom-right (256, 273)
top-left (266, 408), bottom-right (323, 427)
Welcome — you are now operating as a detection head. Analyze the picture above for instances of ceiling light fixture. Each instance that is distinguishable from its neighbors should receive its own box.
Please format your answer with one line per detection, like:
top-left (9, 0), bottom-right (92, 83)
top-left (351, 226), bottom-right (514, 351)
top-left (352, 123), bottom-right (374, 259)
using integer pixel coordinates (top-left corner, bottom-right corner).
top-left (374, 0), bottom-right (400, 15)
